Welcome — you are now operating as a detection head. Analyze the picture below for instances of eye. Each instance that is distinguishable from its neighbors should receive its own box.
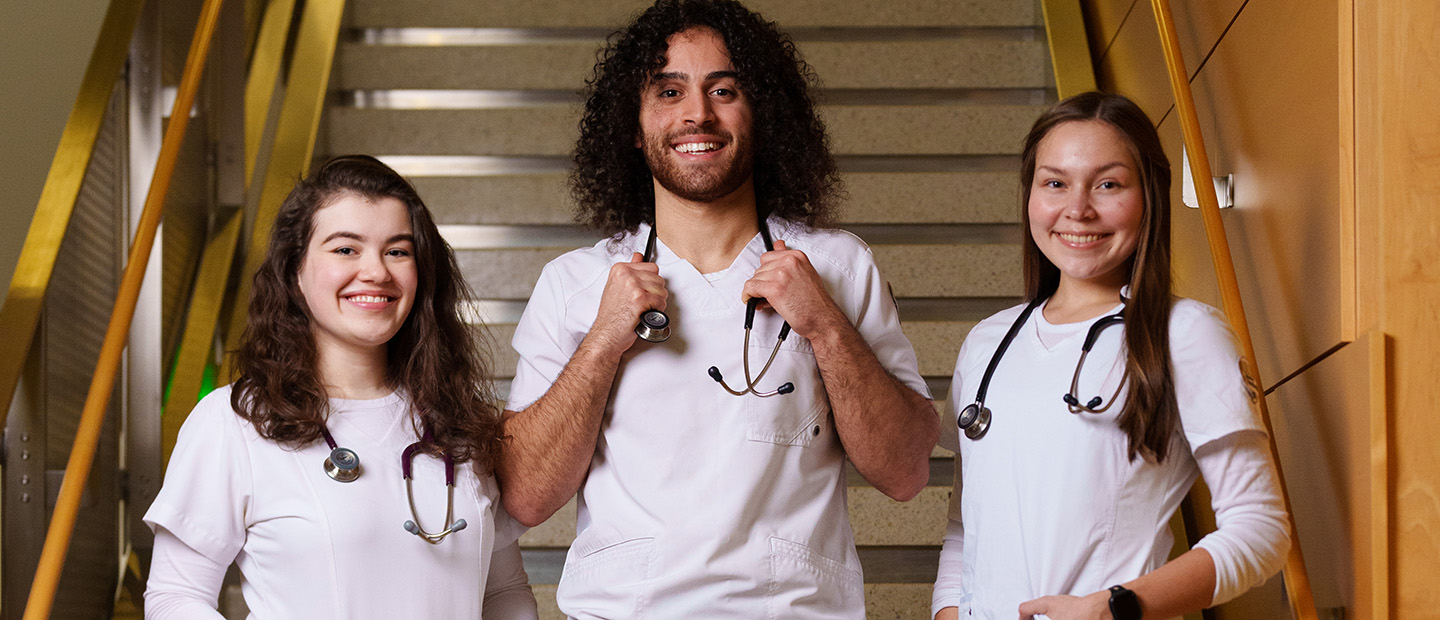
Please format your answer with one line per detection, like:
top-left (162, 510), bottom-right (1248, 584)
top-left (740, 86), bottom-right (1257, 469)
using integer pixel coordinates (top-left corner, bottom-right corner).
top-left (1098, 180), bottom-right (1122, 190)
top-left (333, 246), bottom-right (357, 256)
top-left (711, 87), bottom-right (736, 98)
top-left (386, 248), bottom-right (412, 258)
top-left (659, 88), bottom-right (680, 98)
top-left (1042, 180), bottom-right (1065, 189)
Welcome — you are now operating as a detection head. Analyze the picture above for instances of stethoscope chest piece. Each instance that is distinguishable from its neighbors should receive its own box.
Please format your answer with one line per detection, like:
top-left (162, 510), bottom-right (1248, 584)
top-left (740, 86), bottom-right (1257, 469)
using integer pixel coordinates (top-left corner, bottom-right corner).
top-left (635, 309), bottom-right (671, 343)
top-left (324, 446), bottom-right (361, 483)
top-left (959, 403), bottom-right (992, 440)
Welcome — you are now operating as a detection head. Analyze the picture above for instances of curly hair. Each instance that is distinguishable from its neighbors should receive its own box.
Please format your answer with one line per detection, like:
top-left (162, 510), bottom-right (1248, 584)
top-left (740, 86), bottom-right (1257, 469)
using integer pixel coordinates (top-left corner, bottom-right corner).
top-left (1019, 92), bottom-right (1179, 464)
top-left (230, 155), bottom-right (504, 471)
top-left (571, 0), bottom-right (841, 235)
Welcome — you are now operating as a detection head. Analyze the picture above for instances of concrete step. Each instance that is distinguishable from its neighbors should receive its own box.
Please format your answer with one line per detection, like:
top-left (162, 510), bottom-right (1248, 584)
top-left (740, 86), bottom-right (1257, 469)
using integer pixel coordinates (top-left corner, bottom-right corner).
top-left (349, 0), bottom-right (1040, 29)
top-left (326, 104), bottom-right (1044, 157)
top-left (335, 37), bottom-right (1049, 91)
top-left (454, 242), bottom-right (1020, 300)
top-left (408, 170), bottom-right (1021, 227)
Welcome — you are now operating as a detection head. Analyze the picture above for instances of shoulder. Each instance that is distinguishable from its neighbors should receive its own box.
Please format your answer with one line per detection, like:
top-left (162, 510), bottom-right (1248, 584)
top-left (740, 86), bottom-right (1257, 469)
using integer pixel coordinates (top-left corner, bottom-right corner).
top-left (1167, 298), bottom-right (1242, 358)
top-left (184, 385), bottom-right (246, 434)
top-left (774, 219), bottom-right (873, 281)
top-left (534, 231), bottom-right (641, 294)
top-left (957, 302), bottom-right (1032, 362)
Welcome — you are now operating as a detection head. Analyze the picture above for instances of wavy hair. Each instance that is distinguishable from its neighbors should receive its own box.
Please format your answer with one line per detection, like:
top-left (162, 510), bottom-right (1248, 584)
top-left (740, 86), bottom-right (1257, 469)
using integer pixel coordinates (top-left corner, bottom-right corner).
top-left (230, 155), bottom-right (503, 470)
top-left (1019, 92), bottom-right (1179, 463)
top-left (571, 0), bottom-right (841, 235)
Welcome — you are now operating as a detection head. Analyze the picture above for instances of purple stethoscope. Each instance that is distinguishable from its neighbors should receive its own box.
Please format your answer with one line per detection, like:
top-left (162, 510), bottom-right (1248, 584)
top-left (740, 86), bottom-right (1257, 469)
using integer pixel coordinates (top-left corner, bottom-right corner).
top-left (319, 425), bottom-right (468, 544)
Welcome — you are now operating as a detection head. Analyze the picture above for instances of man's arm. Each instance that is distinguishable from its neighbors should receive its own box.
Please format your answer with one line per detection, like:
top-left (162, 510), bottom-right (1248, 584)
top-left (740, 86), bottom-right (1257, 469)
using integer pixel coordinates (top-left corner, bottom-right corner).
top-left (743, 240), bottom-right (938, 500)
top-left (497, 253), bottom-right (666, 526)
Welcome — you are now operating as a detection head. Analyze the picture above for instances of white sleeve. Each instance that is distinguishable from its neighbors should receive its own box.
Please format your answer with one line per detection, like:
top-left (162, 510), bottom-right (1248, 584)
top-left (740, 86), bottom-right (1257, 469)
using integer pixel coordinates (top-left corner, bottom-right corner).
top-left (144, 527), bottom-right (229, 620)
top-left (1190, 431), bottom-right (1291, 605)
top-left (143, 390), bottom-right (251, 564)
top-left (481, 539), bottom-right (538, 619)
top-left (931, 453), bottom-right (968, 617)
top-left (848, 246), bottom-right (930, 398)
top-left (506, 262), bottom-right (579, 412)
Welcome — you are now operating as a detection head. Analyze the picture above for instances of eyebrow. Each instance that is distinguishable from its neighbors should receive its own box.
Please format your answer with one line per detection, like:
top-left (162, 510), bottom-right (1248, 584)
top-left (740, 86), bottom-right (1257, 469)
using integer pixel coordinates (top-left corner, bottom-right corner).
top-left (1036, 162), bottom-right (1130, 175)
top-left (650, 70), bottom-right (740, 82)
top-left (321, 231), bottom-right (415, 244)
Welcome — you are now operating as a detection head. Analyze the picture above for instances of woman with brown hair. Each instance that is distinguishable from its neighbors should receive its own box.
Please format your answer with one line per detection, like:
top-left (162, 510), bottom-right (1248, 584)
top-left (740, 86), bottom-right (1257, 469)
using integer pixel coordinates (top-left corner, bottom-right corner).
top-left (142, 155), bottom-right (536, 619)
top-left (931, 93), bottom-right (1290, 620)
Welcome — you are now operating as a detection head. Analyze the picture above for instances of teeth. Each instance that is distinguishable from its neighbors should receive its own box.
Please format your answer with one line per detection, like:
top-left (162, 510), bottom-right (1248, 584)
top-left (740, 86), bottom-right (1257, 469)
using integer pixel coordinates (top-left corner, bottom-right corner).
top-left (674, 142), bottom-right (720, 154)
top-left (348, 295), bottom-right (392, 303)
top-left (1057, 233), bottom-right (1105, 243)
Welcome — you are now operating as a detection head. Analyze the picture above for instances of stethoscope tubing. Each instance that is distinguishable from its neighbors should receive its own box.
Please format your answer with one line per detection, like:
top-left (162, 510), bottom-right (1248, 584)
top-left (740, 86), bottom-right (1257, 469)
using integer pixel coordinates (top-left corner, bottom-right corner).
top-left (320, 422), bottom-right (467, 544)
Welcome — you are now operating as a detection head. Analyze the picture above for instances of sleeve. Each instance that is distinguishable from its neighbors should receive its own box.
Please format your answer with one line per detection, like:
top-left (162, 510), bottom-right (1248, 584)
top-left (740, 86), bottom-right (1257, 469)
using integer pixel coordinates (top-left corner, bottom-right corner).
top-left (143, 527), bottom-right (229, 620)
top-left (1170, 301), bottom-right (1266, 448)
top-left (931, 453), bottom-right (969, 617)
top-left (506, 262), bottom-right (578, 412)
top-left (1190, 432), bottom-right (1291, 605)
top-left (143, 390), bottom-right (252, 565)
top-left (937, 336), bottom-right (975, 454)
top-left (481, 539), bottom-right (539, 619)
top-left (847, 245), bottom-right (929, 398)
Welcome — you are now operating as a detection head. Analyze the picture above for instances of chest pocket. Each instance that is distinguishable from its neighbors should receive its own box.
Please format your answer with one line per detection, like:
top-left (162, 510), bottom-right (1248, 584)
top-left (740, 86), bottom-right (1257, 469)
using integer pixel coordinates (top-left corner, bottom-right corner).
top-left (743, 334), bottom-right (829, 447)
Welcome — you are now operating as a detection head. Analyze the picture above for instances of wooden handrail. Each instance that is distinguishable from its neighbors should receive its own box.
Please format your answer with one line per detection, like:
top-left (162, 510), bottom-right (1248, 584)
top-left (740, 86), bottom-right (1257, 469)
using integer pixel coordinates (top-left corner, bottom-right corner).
top-left (20, 0), bottom-right (227, 617)
top-left (1147, 2), bottom-right (1319, 619)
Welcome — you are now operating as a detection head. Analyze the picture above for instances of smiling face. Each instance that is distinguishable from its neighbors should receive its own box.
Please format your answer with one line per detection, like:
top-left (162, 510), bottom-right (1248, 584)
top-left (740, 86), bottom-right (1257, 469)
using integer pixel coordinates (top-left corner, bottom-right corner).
top-left (1027, 120), bottom-right (1146, 294)
top-left (296, 193), bottom-right (418, 361)
top-left (637, 26), bottom-right (755, 204)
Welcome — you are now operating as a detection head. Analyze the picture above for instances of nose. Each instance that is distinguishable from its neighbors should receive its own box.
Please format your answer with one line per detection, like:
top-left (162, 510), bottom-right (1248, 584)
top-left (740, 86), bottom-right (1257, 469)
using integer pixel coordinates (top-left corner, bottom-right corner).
top-left (1063, 188), bottom-right (1097, 220)
top-left (357, 251), bottom-right (392, 283)
top-left (680, 88), bottom-right (715, 126)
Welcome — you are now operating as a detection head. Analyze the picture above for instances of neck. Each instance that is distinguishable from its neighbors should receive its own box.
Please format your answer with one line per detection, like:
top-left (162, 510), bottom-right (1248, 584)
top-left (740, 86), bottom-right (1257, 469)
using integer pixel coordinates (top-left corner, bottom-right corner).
top-left (1045, 276), bottom-right (1126, 324)
top-left (652, 178), bottom-right (761, 273)
top-left (315, 339), bottom-right (393, 400)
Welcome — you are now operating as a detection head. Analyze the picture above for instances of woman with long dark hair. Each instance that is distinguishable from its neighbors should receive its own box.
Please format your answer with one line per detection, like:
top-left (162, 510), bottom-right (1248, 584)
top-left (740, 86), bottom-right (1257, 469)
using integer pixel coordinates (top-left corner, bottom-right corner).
top-left (931, 93), bottom-right (1290, 620)
top-left (143, 156), bottom-right (536, 619)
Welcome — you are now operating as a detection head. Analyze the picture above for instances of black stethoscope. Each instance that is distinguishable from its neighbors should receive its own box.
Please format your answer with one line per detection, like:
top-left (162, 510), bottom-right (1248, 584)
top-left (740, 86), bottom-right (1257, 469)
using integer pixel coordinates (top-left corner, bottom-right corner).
top-left (958, 297), bottom-right (1126, 440)
top-left (631, 221), bottom-right (795, 397)
top-left (320, 424), bottom-right (468, 544)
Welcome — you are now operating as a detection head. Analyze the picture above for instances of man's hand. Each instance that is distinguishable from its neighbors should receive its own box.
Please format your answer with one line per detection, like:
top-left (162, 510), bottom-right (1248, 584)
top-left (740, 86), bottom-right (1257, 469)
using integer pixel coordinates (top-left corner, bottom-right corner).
top-left (589, 252), bottom-right (669, 355)
top-left (1017, 591), bottom-right (1110, 620)
top-left (741, 239), bottom-right (848, 337)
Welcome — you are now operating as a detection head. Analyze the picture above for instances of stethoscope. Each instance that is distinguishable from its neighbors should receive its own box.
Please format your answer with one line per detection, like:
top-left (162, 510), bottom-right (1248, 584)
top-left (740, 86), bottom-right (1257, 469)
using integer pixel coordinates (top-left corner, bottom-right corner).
top-left (632, 220), bottom-right (794, 397)
top-left (320, 425), bottom-right (468, 544)
top-left (958, 297), bottom-right (1126, 440)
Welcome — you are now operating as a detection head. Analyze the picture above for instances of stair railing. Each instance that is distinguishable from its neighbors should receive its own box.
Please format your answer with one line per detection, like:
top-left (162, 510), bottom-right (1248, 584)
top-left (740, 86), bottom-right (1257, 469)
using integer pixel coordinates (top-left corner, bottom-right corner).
top-left (1147, 2), bottom-right (1319, 619)
top-left (17, 0), bottom-right (226, 617)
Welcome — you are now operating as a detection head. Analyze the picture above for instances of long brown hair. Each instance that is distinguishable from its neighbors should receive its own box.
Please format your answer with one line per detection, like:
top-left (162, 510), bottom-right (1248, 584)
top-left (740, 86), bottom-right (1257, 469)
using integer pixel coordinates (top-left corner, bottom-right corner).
top-left (231, 155), bottom-right (503, 470)
top-left (1019, 92), bottom-right (1178, 463)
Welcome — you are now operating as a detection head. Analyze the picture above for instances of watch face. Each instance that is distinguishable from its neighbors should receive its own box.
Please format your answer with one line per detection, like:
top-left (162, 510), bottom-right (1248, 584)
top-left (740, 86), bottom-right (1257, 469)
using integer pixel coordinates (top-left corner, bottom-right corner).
top-left (1109, 586), bottom-right (1141, 620)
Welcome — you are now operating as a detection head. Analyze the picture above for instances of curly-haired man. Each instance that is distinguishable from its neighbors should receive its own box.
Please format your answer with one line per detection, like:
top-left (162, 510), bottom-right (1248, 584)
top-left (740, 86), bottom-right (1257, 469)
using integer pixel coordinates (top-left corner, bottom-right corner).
top-left (498, 1), bottom-right (938, 616)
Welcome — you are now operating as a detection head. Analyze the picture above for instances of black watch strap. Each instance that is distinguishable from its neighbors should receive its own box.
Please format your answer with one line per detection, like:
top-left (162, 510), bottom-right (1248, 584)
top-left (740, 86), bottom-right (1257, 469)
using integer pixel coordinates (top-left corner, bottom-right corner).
top-left (1108, 585), bottom-right (1142, 620)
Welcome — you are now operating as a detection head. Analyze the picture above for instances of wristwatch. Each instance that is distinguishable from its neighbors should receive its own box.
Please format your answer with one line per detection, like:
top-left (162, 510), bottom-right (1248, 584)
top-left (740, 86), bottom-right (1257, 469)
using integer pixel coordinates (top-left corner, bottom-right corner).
top-left (1108, 585), bottom-right (1142, 620)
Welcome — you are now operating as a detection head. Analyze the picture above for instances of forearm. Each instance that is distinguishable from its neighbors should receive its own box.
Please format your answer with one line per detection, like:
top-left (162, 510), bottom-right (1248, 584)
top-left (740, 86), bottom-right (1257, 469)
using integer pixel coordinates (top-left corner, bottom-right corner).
top-left (809, 320), bottom-right (938, 500)
top-left (1122, 547), bottom-right (1217, 618)
top-left (145, 528), bottom-right (229, 620)
top-left (498, 336), bottom-right (622, 526)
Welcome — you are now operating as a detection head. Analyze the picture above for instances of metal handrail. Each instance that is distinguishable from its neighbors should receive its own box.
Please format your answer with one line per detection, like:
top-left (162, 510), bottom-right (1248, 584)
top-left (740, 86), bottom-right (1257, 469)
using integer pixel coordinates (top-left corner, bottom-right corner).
top-left (1147, 2), bottom-right (1319, 619)
top-left (20, 0), bottom-right (227, 616)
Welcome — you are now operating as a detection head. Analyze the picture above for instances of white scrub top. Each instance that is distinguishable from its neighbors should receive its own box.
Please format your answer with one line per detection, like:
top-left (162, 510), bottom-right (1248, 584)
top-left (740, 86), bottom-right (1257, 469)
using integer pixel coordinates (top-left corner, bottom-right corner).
top-left (934, 298), bottom-right (1281, 618)
top-left (507, 218), bottom-right (929, 619)
top-left (145, 387), bottom-right (530, 619)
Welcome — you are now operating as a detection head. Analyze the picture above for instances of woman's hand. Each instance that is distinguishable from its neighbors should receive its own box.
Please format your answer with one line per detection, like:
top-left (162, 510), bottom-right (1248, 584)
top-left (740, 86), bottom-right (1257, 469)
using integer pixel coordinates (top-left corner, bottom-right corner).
top-left (1017, 590), bottom-right (1110, 620)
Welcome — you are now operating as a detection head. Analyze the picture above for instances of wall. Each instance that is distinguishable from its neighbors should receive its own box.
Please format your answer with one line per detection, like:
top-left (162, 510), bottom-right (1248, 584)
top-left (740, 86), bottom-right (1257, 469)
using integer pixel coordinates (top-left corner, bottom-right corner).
top-left (1081, 0), bottom-right (1395, 618)
top-left (0, 0), bottom-right (114, 306)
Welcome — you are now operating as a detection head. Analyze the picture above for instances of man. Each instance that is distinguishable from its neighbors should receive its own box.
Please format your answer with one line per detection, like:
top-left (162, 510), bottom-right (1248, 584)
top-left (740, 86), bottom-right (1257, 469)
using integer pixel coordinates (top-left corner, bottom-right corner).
top-left (498, 1), bottom-right (939, 616)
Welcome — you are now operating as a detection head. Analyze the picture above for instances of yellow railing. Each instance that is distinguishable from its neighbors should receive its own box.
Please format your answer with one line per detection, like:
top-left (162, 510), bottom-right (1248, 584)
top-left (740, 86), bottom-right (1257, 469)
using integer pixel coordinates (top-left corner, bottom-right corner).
top-left (1147, 2), bottom-right (1319, 619)
top-left (21, 0), bottom-right (228, 617)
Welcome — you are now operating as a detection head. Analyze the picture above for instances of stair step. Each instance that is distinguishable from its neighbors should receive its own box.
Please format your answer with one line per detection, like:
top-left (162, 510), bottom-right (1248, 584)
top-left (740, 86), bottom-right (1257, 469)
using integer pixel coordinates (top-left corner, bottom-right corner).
top-left (349, 0), bottom-right (1040, 29)
top-left (454, 243), bottom-right (1020, 300)
top-left (408, 170), bottom-right (1022, 226)
top-left (335, 37), bottom-right (1049, 90)
top-left (326, 103), bottom-right (1045, 156)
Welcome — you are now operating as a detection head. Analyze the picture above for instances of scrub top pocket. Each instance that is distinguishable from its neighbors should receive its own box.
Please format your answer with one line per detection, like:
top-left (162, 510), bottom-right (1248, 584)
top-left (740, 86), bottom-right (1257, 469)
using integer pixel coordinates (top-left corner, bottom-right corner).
top-left (765, 536), bottom-right (864, 620)
top-left (557, 535), bottom-right (656, 619)
top-left (743, 343), bottom-right (829, 447)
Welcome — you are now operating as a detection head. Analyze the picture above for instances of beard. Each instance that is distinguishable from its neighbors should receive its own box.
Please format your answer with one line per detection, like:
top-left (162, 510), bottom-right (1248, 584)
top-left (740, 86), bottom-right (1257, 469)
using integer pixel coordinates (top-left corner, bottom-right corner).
top-left (640, 128), bottom-right (754, 202)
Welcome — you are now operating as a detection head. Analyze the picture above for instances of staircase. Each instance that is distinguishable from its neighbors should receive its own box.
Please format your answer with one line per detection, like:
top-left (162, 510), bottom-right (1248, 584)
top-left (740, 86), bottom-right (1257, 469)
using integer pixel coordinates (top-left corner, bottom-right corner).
top-left (323, 0), bottom-right (1054, 617)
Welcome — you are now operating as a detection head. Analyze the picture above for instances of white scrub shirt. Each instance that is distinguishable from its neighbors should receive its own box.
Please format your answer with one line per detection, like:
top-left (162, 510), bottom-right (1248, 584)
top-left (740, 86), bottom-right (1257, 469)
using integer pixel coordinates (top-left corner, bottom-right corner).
top-left (507, 218), bottom-right (929, 619)
top-left (145, 387), bottom-right (534, 619)
top-left (933, 298), bottom-right (1289, 618)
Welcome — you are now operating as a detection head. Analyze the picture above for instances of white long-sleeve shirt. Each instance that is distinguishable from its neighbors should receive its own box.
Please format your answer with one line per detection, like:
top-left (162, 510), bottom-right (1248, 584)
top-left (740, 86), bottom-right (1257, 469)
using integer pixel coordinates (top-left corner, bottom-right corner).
top-left (932, 299), bottom-right (1290, 618)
